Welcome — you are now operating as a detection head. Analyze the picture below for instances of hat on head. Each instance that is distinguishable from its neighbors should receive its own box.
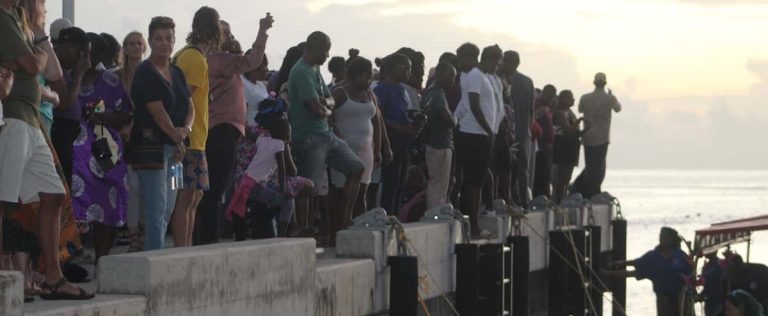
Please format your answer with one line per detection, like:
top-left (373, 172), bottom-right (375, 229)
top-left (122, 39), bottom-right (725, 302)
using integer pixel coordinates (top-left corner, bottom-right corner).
top-left (594, 72), bottom-right (607, 84)
top-left (57, 27), bottom-right (89, 48)
top-left (50, 18), bottom-right (74, 42)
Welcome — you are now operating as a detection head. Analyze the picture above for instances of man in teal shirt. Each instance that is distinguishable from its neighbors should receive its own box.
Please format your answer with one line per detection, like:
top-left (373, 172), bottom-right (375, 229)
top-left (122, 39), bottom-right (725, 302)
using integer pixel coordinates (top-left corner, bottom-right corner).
top-left (288, 31), bottom-right (363, 244)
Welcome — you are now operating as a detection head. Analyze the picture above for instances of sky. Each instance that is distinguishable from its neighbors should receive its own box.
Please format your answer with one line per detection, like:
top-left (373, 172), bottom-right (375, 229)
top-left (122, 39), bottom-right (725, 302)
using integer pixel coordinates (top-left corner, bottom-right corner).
top-left (44, 0), bottom-right (768, 169)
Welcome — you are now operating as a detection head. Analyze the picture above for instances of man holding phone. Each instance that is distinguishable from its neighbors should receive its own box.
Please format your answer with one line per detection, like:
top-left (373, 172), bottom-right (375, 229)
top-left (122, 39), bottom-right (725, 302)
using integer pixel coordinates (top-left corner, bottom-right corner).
top-left (572, 72), bottom-right (622, 198)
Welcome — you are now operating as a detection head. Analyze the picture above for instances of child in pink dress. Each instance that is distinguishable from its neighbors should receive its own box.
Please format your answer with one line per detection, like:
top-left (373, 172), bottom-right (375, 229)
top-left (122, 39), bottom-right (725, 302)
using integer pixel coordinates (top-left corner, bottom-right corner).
top-left (225, 112), bottom-right (314, 238)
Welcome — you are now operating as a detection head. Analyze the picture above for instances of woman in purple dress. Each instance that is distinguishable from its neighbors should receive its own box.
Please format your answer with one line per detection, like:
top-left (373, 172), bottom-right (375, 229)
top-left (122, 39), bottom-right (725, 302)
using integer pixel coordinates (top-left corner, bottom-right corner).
top-left (67, 32), bottom-right (133, 263)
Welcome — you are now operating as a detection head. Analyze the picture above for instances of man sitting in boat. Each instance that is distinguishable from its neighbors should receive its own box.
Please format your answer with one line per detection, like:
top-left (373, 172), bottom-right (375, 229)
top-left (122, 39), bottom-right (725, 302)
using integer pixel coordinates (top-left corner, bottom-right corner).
top-left (725, 254), bottom-right (768, 313)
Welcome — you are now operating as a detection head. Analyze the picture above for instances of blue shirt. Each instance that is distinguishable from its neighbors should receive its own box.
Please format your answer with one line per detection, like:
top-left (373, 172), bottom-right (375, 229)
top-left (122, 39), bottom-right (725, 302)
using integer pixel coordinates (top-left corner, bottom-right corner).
top-left (634, 247), bottom-right (692, 295)
top-left (701, 259), bottom-right (723, 301)
top-left (130, 61), bottom-right (190, 145)
top-left (373, 82), bottom-right (409, 124)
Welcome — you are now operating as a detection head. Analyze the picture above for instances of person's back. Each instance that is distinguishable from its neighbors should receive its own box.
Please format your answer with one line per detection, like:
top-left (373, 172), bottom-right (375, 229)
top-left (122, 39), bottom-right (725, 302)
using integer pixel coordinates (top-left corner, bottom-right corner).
top-left (571, 72), bottom-right (621, 198)
top-left (456, 67), bottom-right (497, 135)
top-left (579, 88), bottom-right (621, 147)
top-left (0, 6), bottom-right (40, 128)
top-left (509, 72), bottom-right (534, 141)
top-left (730, 262), bottom-right (768, 309)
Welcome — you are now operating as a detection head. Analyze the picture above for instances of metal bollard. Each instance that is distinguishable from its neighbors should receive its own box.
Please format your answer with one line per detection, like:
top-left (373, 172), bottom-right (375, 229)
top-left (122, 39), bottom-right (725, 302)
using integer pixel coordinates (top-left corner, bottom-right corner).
top-left (611, 219), bottom-right (627, 316)
top-left (388, 255), bottom-right (419, 316)
top-left (586, 225), bottom-right (604, 316)
top-left (456, 244), bottom-right (480, 316)
top-left (508, 235), bottom-right (530, 316)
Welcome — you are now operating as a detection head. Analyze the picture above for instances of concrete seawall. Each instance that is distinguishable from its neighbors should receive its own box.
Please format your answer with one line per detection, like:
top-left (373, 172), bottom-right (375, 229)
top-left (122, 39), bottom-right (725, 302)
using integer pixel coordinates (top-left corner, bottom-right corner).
top-left (5, 198), bottom-right (618, 315)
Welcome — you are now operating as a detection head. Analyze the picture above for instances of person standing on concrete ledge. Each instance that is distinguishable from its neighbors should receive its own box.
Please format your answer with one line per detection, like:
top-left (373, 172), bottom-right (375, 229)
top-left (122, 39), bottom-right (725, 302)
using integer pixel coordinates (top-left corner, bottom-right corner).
top-left (0, 0), bottom-right (93, 300)
top-left (197, 13), bottom-right (275, 246)
top-left (454, 43), bottom-right (503, 239)
top-left (571, 72), bottom-right (621, 199)
top-left (128, 16), bottom-right (194, 251)
top-left (174, 7), bottom-right (220, 247)
top-left (423, 62), bottom-right (456, 210)
top-left (501, 50), bottom-right (535, 208)
top-left (288, 31), bottom-right (365, 245)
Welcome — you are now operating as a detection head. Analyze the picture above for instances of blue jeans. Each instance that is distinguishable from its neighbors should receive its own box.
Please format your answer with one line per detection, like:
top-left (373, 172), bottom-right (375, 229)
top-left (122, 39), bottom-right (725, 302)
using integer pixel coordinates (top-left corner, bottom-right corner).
top-left (136, 145), bottom-right (178, 251)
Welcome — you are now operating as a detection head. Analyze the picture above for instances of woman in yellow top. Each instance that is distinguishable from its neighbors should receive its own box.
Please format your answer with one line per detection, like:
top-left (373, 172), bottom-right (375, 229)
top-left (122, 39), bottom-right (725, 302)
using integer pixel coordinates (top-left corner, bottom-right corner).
top-left (170, 6), bottom-right (220, 247)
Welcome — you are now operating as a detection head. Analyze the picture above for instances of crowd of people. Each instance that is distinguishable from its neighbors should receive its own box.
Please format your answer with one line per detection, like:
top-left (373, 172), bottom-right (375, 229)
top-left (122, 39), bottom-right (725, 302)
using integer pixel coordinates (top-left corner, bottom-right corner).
top-left (0, 1), bottom-right (623, 301)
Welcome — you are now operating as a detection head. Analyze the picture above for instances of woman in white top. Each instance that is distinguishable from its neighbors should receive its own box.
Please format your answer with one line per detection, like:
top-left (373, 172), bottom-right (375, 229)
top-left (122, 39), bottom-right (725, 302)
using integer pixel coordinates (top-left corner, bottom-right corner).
top-left (243, 56), bottom-right (270, 127)
top-left (330, 57), bottom-right (386, 219)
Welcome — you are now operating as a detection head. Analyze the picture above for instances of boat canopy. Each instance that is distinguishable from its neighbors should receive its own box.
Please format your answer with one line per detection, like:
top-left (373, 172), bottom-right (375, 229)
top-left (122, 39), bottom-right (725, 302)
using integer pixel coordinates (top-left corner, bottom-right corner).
top-left (693, 215), bottom-right (768, 256)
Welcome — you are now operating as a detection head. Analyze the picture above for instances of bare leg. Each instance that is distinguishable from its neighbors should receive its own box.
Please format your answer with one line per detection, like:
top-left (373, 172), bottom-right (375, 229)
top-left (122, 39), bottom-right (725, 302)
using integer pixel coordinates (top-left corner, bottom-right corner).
top-left (497, 171), bottom-right (512, 205)
top-left (186, 191), bottom-right (203, 246)
top-left (296, 179), bottom-right (315, 227)
top-left (12, 253), bottom-right (29, 289)
top-left (171, 189), bottom-right (203, 247)
top-left (482, 169), bottom-right (495, 211)
top-left (340, 170), bottom-right (363, 229)
top-left (38, 192), bottom-right (85, 295)
top-left (461, 184), bottom-right (483, 235)
top-left (318, 195), bottom-right (330, 242)
top-left (354, 184), bottom-right (369, 218)
top-left (92, 222), bottom-right (115, 264)
top-left (366, 183), bottom-right (379, 209)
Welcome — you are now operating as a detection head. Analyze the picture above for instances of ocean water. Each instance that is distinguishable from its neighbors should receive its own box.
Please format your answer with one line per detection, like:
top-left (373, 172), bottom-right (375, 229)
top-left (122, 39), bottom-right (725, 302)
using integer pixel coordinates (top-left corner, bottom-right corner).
top-left (603, 169), bottom-right (768, 315)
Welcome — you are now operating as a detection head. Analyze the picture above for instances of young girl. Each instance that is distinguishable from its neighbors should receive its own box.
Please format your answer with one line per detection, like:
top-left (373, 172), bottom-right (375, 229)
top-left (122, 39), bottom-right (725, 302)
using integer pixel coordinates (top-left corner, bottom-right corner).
top-left (225, 109), bottom-right (314, 240)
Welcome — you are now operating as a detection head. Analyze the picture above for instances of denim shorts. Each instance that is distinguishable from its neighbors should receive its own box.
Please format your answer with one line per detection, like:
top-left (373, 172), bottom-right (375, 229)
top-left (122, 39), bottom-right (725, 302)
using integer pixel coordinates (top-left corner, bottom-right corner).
top-left (292, 131), bottom-right (364, 194)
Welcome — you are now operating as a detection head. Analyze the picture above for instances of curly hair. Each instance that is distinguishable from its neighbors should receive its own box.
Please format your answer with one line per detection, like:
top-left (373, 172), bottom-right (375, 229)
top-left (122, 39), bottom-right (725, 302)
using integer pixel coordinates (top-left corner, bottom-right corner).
top-left (186, 6), bottom-right (221, 47)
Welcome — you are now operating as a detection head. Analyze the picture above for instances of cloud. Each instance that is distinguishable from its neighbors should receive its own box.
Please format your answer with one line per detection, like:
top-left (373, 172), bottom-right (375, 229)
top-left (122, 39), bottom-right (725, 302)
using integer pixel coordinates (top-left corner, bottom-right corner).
top-left (306, 0), bottom-right (400, 12)
top-left (679, 0), bottom-right (768, 7)
top-left (609, 58), bottom-right (768, 169)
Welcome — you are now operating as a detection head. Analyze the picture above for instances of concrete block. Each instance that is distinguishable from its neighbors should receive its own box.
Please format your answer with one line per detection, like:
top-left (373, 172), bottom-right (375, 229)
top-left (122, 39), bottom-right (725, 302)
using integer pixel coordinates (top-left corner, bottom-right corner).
top-left (589, 203), bottom-right (614, 252)
top-left (478, 213), bottom-right (510, 243)
top-left (23, 294), bottom-right (146, 316)
top-left (520, 211), bottom-right (549, 271)
top-left (335, 229), bottom-right (389, 313)
top-left (97, 238), bottom-right (316, 316)
top-left (336, 222), bottom-right (456, 313)
top-left (315, 259), bottom-right (375, 316)
top-left (1, 271), bottom-right (23, 316)
top-left (400, 223), bottom-right (454, 300)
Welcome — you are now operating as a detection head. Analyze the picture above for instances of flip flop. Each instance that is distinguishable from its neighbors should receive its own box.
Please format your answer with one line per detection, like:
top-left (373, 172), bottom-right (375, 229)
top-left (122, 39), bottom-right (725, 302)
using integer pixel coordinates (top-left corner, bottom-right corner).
top-left (39, 277), bottom-right (95, 301)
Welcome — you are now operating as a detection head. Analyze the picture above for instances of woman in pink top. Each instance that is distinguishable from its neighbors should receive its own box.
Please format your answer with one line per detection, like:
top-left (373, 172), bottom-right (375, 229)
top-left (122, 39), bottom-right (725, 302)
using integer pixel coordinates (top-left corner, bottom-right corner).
top-left (195, 13), bottom-right (273, 244)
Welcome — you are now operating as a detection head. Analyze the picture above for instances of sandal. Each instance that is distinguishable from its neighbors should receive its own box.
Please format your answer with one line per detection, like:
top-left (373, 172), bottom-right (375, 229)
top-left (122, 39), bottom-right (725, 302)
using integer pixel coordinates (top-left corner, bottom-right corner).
top-left (39, 277), bottom-right (95, 301)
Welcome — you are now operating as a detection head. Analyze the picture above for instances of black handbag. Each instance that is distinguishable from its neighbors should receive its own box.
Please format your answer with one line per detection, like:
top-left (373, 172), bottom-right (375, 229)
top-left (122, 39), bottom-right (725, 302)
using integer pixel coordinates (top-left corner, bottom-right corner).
top-left (126, 127), bottom-right (164, 170)
top-left (91, 128), bottom-right (116, 173)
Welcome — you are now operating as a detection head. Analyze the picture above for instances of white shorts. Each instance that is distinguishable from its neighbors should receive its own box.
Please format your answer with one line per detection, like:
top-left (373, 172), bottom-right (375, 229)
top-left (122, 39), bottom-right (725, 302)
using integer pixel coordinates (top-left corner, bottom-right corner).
top-left (0, 118), bottom-right (66, 204)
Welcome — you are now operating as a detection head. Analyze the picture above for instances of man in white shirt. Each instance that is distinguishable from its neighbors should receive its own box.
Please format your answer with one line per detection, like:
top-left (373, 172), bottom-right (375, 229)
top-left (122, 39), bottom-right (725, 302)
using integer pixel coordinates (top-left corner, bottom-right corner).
top-left (572, 72), bottom-right (621, 198)
top-left (454, 43), bottom-right (504, 238)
